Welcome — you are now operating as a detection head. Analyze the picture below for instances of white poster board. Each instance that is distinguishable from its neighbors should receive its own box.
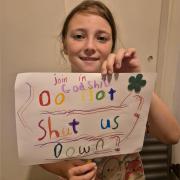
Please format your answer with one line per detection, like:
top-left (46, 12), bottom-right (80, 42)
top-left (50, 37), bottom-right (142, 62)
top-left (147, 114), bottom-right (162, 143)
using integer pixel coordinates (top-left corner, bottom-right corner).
top-left (15, 73), bottom-right (156, 165)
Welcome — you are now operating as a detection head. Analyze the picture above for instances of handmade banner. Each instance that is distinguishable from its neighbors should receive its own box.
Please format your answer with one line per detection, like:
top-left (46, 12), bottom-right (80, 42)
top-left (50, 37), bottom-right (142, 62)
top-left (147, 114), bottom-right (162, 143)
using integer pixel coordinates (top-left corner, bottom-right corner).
top-left (15, 73), bottom-right (156, 165)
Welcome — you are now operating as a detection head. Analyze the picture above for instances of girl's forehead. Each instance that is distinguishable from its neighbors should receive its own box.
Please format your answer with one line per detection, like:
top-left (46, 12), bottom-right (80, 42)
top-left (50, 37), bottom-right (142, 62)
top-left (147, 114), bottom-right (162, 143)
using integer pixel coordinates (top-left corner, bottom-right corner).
top-left (68, 13), bottom-right (112, 32)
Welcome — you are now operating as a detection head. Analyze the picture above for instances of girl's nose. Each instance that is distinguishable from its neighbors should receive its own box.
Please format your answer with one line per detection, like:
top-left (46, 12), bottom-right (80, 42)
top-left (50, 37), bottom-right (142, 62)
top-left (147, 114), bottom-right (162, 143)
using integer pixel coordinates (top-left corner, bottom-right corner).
top-left (84, 38), bottom-right (96, 56)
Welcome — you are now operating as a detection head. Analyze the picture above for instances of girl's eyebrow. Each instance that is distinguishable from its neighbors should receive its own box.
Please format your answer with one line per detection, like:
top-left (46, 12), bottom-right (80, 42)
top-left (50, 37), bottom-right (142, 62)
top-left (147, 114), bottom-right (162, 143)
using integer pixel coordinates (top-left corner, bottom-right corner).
top-left (70, 28), bottom-right (111, 34)
top-left (96, 30), bottom-right (111, 35)
top-left (70, 28), bottom-right (86, 32)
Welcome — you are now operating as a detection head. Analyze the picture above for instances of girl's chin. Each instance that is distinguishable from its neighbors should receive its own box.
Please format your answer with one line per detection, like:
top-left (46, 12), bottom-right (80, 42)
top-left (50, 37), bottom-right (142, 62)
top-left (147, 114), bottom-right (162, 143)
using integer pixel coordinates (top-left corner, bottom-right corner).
top-left (73, 69), bottom-right (100, 73)
top-left (71, 59), bottom-right (103, 73)
top-left (72, 65), bottom-right (101, 73)
top-left (82, 66), bottom-right (101, 73)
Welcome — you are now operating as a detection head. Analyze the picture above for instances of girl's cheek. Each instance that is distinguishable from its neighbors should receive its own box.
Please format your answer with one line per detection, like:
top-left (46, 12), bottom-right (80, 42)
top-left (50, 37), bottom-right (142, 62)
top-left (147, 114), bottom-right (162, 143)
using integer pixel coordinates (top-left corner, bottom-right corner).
top-left (101, 43), bottom-right (112, 52)
top-left (66, 46), bottom-right (79, 55)
top-left (102, 47), bottom-right (112, 58)
top-left (67, 41), bottom-right (84, 51)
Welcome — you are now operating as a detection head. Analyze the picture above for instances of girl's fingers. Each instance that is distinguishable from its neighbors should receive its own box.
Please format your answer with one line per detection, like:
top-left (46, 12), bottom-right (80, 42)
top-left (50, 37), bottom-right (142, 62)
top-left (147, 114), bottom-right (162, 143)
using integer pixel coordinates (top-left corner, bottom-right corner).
top-left (106, 53), bottom-right (116, 74)
top-left (101, 48), bottom-right (141, 74)
top-left (115, 48), bottom-right (137, 68)
top-left (78, 166), bottom-right (97, 180)
top-left (101, 53), bottom-right (116, 75)
top-left (125, 48), bottom-right (141, 72)
top-left (101, 60), bottom-right (108, 75)
top-left (116, 48), bottom-right (141, 72)
top-left (115, 48), bottom-right (126, 69)
top-left (124, 48), bottom-right (137, 58)
top-left (70, 162), bottom-right (97, 176)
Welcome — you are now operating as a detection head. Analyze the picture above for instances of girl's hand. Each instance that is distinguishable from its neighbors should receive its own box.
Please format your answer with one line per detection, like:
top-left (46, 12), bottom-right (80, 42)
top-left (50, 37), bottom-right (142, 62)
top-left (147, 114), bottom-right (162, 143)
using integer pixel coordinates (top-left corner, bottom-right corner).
top-left (101, 48), bottom-right (141, 74)
top-left (40, 160), bottom-right (97, 180)
top-left (66, 161), bottom-right (97, 180)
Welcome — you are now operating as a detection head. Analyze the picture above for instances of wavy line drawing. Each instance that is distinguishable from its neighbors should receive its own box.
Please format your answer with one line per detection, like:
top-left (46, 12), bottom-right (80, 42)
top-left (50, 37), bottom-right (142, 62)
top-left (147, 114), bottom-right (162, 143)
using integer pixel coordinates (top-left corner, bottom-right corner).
top-left (118, 112), bottom-right (141, 145)
top-left (76, 148), bottom-right (115, 158)
top-left (40, 93), bottom-right (132, 116)
top-left (36, 93), bottom-right (144, 149)
top-left (112, 94), bottom-right (144, 145)
top-left (45, 148), bottom-right (115, 161)
top-left (133, 95), bottom-right (144, 111)
top-left (37, 105), bottom-right (143, 160)
top-left (35, 113), bottom-right (142, 160)
top-left (41, 105), bottom-right (127, 116)
top-left (17, 82), bottom-right (34, 130)
top-left (35, 131), bottom-right (125, 148)
top-left (35, 112), bottom-right (140, 149)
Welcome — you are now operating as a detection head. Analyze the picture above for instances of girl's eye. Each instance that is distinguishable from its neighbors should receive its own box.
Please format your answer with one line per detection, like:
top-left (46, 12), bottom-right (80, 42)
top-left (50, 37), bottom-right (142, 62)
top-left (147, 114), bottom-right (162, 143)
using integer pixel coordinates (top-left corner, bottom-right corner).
top-left (72, 34), bottom-right (85, 40)
top-left (97, 36), bottom-right (108, 43)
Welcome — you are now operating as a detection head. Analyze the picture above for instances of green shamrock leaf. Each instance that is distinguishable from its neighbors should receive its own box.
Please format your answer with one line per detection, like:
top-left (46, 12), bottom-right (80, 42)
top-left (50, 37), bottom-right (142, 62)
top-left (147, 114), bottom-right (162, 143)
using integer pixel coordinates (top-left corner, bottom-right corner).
top-left (128, 74), bottom-right (146, 93)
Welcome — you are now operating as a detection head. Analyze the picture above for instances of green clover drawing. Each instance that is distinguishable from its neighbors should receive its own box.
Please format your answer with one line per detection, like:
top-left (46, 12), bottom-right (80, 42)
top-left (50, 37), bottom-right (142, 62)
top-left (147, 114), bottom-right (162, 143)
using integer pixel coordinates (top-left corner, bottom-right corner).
top-left (128, 74), bottom-right (146, 93)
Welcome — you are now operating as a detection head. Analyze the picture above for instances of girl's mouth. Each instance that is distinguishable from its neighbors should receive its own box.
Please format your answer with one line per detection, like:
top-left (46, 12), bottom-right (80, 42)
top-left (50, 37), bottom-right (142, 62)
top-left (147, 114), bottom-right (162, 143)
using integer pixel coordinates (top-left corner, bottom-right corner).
top-left (79, 56), bottom-right (99, 61)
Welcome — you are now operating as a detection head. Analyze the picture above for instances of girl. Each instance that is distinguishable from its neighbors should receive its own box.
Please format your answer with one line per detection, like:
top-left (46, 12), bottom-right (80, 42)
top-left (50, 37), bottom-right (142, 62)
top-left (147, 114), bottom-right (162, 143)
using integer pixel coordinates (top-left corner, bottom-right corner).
top-left (40, 1), bottom-right (180, 179)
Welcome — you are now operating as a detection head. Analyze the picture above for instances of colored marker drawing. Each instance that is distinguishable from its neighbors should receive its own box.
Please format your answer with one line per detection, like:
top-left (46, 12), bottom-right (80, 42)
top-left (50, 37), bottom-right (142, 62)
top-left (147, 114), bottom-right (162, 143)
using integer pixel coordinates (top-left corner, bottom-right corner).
top-left (15, 73), bottom-right (156, 165)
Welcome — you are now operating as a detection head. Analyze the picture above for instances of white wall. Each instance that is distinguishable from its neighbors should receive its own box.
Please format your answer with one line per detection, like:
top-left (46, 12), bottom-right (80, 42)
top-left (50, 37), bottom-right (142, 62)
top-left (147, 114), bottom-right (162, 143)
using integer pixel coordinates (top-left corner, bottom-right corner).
top-left (156, 0), bottom-right (180, 163)
top-left (171, 1), bottom-right (180, 163)
top-left (173, 58), bottom-right (180, 163)
top-left (157, 0), bottom-right (180, 108)
top-left (0, 0), bottom-right (3, 179)
top-left (2, 0), bottom-right (67, 179)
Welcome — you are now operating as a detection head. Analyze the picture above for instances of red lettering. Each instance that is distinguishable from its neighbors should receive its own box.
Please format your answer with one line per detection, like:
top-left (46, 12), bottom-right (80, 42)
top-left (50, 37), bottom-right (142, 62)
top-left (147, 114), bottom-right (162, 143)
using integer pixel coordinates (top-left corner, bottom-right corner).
top-left (48, 116), bottom-right (60, 139)
top-left (38, 119), bottom-right (47, 141)
top-left (39, 90), bottom-right (50, 106)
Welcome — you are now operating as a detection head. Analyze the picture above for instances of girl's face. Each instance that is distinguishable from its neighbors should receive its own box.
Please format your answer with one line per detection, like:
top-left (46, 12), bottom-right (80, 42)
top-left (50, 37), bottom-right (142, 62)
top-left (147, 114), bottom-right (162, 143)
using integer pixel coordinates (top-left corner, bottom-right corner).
top-left (64, 13), bottom-right (113, 73)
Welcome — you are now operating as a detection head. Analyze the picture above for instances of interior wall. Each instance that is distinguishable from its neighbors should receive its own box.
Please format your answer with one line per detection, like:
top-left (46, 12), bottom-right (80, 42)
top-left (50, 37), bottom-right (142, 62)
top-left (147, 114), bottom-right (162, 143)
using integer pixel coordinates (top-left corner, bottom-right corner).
top-left (157, 0), bottom-right (179, 108)
top-left (2, 0), bottom-right (67, 179)
top-left (173, 58), bottom-right (180, 163)
top-left (1, 0), bottom-right (163, 180)
top-left (0, 0), bottom-right (3, 179)
top-left (156, 0), bottom-right (180, 163)
top-left (171, 1), bottom-right (180, 164)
